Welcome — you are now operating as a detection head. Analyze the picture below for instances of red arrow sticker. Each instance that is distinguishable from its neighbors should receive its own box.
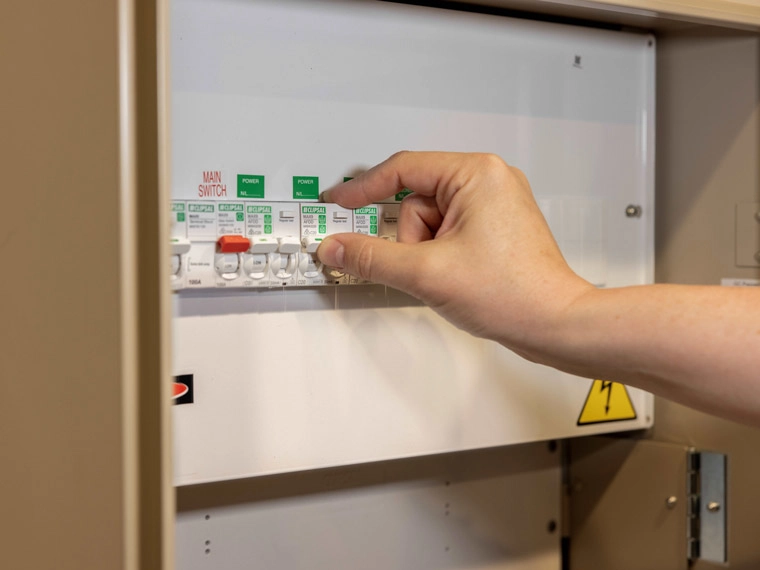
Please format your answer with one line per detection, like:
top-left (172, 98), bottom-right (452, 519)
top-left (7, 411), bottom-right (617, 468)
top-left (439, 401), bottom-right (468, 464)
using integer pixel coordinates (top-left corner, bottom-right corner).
top-left (172, 382), bottom-right (189, 400)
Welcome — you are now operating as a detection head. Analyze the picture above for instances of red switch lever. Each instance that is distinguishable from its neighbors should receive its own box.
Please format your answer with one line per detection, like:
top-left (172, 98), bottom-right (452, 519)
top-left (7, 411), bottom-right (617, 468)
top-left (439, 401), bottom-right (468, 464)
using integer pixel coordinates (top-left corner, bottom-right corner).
top-left (218, 235), bottom-right (251, 253)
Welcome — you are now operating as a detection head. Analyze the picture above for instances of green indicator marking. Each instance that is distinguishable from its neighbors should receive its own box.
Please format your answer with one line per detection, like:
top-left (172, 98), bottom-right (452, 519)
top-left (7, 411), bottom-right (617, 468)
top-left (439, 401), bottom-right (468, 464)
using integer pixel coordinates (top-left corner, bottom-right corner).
top-left (236, 212), bottom-right (244, 221)
top-left (264, 214), bottom-right (272, 223)
top-left (318, 225), bottom-right (326, 233)
top-left (355, 207), bottom-right (376, 215)
top-left (264, 225), bottom-right (272, 234)
top-left (370, 215), bottom-right (377, 224)
top-left (218, 203), bottom-right (244, 212)
top-left (302, 205), bottom-right (326, 214)
top-left (177, 213), bottom-right (185, 222)
top-left (370, 224), bottom-right (378, 234)
top-left (171, 203), bottom-right (185, 212)
top-left (318, 215), bottom-right (326, 223)
top-left (343, 176), bottom-right (354, 182)
top-left (395, 188), bottom-right (413, 201)
top-left (237, 174), bottom-right (265, 198)
top-left (293, 176), bottom-right (319, 200)
top-left (246, 205), bottom-right (272, 214)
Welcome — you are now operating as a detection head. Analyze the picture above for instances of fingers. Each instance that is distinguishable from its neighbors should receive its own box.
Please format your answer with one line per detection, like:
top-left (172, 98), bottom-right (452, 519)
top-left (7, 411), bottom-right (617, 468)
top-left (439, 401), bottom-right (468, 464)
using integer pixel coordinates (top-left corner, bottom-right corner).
top-left (397, 194), bottom-right (444, 243)
top-left (321, 151), bottom-right (497, 209)
top-left (317, 233), bottom-right (426, 294)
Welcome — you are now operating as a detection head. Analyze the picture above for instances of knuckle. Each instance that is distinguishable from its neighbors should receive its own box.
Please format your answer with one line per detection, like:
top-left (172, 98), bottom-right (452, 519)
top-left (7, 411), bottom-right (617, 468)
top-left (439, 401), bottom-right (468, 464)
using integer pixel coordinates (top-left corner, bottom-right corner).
top-left (474, 152), bottom-right (508, 170)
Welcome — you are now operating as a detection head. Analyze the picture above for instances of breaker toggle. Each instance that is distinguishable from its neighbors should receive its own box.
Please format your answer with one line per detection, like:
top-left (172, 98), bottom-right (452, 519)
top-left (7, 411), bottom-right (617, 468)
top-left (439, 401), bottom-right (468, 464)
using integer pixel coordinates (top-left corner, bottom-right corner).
top-left (217, 235), bottom-right (251, 253)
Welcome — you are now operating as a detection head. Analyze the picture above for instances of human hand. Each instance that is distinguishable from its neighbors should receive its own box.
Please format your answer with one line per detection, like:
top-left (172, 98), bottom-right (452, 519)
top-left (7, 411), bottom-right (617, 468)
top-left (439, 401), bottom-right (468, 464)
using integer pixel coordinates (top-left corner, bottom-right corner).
top-left (317, 151), bottom-right (593, 355)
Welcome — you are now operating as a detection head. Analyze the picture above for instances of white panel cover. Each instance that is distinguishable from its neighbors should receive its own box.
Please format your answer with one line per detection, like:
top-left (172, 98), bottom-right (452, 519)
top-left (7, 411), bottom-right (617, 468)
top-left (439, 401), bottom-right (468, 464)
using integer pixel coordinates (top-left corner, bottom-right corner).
top-left (171, 0), bottom-right (655, 484)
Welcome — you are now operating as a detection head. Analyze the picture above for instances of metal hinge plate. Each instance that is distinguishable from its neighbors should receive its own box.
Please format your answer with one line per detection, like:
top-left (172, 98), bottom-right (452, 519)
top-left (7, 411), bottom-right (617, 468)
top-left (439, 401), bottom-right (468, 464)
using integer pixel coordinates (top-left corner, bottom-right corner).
top-left (687, 450), bottom-right (727, 564)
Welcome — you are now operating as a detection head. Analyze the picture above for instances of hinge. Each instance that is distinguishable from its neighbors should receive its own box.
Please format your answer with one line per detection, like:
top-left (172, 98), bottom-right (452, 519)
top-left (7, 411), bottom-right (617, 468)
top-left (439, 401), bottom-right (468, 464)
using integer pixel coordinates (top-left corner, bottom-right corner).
top-left (686, 449), bottom-right (727, 565)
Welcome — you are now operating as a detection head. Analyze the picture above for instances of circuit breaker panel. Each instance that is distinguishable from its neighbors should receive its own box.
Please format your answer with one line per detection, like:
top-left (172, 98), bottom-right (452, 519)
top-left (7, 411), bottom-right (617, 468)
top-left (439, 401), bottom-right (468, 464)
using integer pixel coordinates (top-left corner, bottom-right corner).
top-left (171, 0), bottom-right (655, 485)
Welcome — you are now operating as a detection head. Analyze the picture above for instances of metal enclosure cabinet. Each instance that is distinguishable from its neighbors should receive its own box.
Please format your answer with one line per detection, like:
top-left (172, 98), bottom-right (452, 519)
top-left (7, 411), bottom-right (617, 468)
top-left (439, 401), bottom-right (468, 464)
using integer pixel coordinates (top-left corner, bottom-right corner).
top-left (171, 0), bottom-right (655, 486)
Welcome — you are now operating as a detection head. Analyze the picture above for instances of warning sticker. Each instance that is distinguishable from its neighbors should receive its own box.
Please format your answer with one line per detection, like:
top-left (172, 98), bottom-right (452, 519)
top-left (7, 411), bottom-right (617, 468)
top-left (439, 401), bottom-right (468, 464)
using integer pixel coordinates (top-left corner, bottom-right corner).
top-left (577, 380), bottom-right (637, 425)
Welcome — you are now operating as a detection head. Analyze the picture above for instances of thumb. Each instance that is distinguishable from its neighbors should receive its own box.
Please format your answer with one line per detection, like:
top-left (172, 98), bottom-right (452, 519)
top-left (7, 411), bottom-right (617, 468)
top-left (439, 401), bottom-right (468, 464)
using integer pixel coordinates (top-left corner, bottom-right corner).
top-left (317, 233), bottom-right (422, 293)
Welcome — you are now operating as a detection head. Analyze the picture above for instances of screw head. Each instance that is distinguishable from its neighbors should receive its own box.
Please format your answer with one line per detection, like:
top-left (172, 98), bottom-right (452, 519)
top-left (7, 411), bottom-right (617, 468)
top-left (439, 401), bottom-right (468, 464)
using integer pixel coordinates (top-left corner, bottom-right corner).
top-left (666, 496), bottom-right (678, 509)
top-left (625, 205), bottom-right (642, 218)
top-left (707, 501), bottom-right (721, 512)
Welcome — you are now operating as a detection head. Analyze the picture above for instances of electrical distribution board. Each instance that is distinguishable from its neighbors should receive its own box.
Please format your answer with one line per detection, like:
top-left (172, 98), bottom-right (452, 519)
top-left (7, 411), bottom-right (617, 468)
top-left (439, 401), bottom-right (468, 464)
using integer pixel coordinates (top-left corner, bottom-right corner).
top-left (171, 0), bottom-right (656, 485)
top-left (171, 201), bottom-right (400, 289)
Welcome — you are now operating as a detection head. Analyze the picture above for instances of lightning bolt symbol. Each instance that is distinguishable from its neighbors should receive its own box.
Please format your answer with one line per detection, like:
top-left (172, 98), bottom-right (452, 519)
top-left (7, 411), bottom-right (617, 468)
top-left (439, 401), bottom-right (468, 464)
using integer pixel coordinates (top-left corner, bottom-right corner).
top-left (600, 380), bottom-right (613, 414)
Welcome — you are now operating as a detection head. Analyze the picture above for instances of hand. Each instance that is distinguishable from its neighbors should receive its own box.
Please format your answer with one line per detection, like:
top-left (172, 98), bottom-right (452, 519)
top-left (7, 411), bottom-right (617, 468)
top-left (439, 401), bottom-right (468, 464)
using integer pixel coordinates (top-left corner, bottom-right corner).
top-left (319, 151), bottom-right (760, 426)
top-left (318, 151), bottom-right (593, 355)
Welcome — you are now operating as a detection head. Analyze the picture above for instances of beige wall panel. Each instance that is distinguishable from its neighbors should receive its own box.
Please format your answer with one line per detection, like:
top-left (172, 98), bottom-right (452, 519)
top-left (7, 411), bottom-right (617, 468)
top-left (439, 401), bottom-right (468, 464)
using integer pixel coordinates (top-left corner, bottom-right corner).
top-left (0, 2), bottom-right (129, 570)
top-left (653, 27), bottom-right (760, 569)
top-left (0, 1), bottom-right (172, 569)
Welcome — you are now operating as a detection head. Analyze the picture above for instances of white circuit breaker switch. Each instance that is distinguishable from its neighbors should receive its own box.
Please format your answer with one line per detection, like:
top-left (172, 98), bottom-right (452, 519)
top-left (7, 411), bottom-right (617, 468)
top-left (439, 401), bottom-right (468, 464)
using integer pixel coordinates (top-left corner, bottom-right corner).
top-left (249, 236), bottom-right (278, 254)
top-left (242, 253), bottom-right (269, 280)
top-left (215, 253), bottom-right (240, 279)
top-left (277, 236), bottom-right (301, 254)
top-left (272, 252), bottom-right (298, 280)
top-left (279, 209), bottom-right (297, 221)
top-left (171, 237), bottom-right (192, 255)
top-left (302, 236), bottom-right (322, 253)
top-left (298, 253), bottom-right (322, 278)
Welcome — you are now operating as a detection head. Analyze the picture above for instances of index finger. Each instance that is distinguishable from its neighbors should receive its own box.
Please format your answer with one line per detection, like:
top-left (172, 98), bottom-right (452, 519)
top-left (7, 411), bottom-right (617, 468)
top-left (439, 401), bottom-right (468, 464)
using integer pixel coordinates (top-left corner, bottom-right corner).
top-left (320, 151), bottom-right (489, 210)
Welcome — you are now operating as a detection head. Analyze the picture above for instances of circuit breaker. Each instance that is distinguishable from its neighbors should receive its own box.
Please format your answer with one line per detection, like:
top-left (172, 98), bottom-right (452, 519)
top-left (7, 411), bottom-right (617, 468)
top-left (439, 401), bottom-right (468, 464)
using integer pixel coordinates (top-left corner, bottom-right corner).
top-left (170, 201), bottom-right (400, 289)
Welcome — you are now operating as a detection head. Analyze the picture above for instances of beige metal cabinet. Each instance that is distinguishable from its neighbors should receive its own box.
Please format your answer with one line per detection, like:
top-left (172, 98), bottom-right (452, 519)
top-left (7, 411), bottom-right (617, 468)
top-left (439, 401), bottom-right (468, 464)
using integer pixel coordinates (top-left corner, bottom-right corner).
top-left (2, 1), bottom-right (758, 569)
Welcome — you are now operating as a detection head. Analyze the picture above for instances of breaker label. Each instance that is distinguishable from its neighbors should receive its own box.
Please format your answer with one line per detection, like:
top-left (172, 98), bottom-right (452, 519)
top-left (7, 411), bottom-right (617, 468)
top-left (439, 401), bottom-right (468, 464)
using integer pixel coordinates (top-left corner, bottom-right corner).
top-left (353, 206), bottom-right (378, 235)
top-left (171, 201), bottom-right (187, 237)
top-left (238, 174), bottom-right (265, 198)
top-left (246, 204), bottom-right (273, 235)
top-left (187, 203), bottom-right (217, 239)
top-left (217, 203), bottom-right (245, 236)
top-left (301, 204), bottom-right (327, 236)
top-left (198, 170), bottom-right (227, 198)
top-left (293, 176), bottom-right (319, 200)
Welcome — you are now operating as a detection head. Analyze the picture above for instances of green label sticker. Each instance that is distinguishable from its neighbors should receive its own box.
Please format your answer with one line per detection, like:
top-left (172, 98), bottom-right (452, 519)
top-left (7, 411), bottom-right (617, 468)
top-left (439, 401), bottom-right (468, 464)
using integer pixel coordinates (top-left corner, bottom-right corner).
top-left (264, 214), bottom-right (272, 223)
top-left (172, 203), bottom-right (185, 212)
top-left (355, 206), bottom-right (377, 215)
top-left (218, 203), bottom-right (244, 212)
top-left (318, 225), bottom-right (326, 233)
top-left (318, 215), bottom-right (326, 223)
top-left (236, 212), bottom-right (244, 221)
top-left (370, 215), bottom-right (377, 224)
top-left (177, 213), bottom-right (185, 222)
top-left (264, 225), bottom-right (272, 234)
top-left (370, 224), bottom-right (378, 234)
top-left (343, 176), bottom-right (354, 182)
top-left (293, 176), bottom-right (319, 200)
top-left (395, 188), bottom-right (413, 201)
top-left (302, 205), bottom-right (326, 214)
top-left (246, 205), bottom-right (271, 214)
top-left (237, 174), bottom-right (265, 198)
top-left (189, 204), bottom-right (214, 212)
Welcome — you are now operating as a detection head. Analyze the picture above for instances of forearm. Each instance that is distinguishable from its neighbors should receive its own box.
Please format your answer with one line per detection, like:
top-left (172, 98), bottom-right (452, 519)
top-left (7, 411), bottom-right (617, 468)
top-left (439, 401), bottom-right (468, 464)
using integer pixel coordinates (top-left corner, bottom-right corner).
top-left (520, 284), bottom-right (760, 425)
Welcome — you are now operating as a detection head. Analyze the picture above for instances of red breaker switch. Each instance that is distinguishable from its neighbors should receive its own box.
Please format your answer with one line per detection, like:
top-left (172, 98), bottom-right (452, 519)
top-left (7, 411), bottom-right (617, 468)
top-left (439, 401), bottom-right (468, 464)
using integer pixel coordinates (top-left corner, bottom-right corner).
top-left (217, 235), bottom-right (250, 253)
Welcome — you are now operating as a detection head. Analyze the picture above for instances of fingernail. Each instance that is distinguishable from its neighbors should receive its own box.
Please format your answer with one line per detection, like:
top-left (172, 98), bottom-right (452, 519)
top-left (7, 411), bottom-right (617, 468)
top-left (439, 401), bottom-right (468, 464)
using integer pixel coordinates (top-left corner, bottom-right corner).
top-left (317, 237), bottom-right (344, 268)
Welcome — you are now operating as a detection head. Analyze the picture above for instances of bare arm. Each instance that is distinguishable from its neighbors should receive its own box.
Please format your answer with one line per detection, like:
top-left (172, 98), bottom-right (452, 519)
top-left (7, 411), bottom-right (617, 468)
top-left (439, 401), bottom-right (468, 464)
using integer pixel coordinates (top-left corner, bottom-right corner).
top-left (317, 151), bottom-right (760, 426)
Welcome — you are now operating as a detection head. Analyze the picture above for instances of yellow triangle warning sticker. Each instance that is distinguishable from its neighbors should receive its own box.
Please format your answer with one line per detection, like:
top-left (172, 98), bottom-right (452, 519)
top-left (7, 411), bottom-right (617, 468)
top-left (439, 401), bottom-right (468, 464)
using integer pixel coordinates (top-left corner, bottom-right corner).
top-left (577, 380), bottom-right (637, 425)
